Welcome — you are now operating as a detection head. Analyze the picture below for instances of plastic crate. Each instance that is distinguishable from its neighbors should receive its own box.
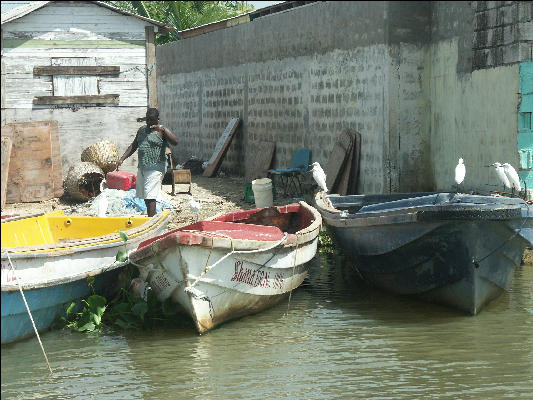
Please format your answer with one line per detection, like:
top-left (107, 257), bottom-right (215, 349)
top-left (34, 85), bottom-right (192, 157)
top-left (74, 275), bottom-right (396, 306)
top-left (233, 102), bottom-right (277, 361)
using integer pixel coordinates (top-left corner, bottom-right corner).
top-left (244, 181), bottom-right (276, 203)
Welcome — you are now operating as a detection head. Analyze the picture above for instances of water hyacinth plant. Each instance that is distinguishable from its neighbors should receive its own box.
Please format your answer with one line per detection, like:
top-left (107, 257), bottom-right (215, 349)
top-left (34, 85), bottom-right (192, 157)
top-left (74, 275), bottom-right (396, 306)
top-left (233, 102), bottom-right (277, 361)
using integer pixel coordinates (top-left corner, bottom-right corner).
top-left (115, 230), bottom-right (129, 262)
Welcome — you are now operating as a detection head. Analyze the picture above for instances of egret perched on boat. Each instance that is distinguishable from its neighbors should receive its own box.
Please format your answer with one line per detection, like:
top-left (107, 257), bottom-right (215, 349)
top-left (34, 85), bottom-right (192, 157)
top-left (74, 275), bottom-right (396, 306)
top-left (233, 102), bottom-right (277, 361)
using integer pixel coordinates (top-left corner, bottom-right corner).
top-left (189, 195), bottom-right (201, 222)
top-left (486, 162), bottom-right (511, 190)
top-left (310, 162), bottom-right (328, 193)
top-left (455, 158), bottom-right (466, 192)
top-left (502, 163), bottom-right (521, 193)
top-left (95, 180), bottom-right (108, 217)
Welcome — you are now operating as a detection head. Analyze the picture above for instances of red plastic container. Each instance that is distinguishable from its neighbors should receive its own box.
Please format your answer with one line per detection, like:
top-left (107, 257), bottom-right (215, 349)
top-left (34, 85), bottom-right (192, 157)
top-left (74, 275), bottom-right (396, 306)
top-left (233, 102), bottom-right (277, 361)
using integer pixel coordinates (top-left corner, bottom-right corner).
top-left (106, 171), bottom-right (137, 191)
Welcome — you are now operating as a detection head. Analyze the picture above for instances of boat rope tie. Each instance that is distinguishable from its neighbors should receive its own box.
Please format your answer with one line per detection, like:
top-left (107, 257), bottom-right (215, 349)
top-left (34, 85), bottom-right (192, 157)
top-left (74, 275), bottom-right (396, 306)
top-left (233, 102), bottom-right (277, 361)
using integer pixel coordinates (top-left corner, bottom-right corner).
top-left (3, 251), bottom-right (53, 375)
top-left (186, 286), bottom-right (215, 319)
top-left (185, 232), bottom-right (289, 291)
top-left (471, 202), bottom-right (531, 268)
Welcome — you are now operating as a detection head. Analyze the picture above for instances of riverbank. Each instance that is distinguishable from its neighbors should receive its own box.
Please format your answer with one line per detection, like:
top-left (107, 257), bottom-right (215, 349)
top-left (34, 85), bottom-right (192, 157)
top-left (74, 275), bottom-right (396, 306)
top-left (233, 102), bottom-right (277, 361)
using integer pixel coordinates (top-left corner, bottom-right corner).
top-left (0, 175), bottom-right (309, 232)
top-left (2, 176), bottom-right (531, 263)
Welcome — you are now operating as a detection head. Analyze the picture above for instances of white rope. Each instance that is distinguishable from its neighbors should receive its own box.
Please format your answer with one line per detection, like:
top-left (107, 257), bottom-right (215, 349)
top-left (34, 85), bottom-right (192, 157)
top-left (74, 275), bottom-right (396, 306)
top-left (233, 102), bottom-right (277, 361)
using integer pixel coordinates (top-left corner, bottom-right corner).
top-left (186, 232), bottom-right (289, 290)
top-left (286, 234), bottom-right (300, 315)
top-left (3, 252), bottom-right (53, 375)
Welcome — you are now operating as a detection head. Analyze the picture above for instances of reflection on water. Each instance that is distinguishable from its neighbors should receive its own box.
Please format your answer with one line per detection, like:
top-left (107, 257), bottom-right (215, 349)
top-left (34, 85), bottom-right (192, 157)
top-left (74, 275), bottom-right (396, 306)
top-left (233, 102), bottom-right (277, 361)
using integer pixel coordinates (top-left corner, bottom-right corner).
top-left (2, 255), bottom-right (532, 399)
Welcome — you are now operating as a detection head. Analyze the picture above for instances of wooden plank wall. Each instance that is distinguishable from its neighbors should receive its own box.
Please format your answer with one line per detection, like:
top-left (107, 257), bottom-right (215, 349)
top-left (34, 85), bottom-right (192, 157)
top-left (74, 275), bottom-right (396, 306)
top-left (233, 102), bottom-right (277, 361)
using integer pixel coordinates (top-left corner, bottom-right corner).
top-left (2, 120), bottom-right (63, 203)
top-left (1, 2), bottom-right (156, 175)
top-left (1, 135), bottom-right (13, 209)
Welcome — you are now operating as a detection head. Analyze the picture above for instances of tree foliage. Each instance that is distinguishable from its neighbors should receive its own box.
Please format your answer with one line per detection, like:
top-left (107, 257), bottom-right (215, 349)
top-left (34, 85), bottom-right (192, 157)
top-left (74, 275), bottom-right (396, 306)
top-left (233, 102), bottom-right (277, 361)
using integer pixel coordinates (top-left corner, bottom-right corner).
top-left (106, 1), bottom-right (254, 44)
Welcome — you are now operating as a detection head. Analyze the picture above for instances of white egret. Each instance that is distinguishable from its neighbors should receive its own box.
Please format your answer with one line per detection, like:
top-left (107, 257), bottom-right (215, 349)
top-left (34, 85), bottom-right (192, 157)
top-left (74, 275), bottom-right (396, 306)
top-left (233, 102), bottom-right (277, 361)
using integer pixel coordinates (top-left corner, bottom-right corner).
top-left (454, 158), bottom-right (466, 191)
top-left (96, 180), bottom-right (108, 217)
top-left (487, 162), bottom-right (511, 190)
top-left (310, 162), bottom-right (328, 193)
top-left (189, 195), bottom-right (201, 221)
top-left (502, 163), bottom-right (521, 192)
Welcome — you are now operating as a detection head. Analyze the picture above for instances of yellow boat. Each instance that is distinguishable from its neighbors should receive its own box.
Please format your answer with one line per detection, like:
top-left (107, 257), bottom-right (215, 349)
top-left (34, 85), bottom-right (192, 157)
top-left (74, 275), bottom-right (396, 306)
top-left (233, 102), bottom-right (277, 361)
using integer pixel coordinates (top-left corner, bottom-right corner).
top-left (1, 210), bottom-right (170, 344)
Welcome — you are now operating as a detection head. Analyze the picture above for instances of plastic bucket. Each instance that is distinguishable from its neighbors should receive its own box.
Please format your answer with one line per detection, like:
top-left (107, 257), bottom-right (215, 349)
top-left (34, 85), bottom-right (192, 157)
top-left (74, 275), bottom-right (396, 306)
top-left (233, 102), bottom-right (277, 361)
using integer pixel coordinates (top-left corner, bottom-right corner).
top-left (251, 178), bottom-right (274, 208)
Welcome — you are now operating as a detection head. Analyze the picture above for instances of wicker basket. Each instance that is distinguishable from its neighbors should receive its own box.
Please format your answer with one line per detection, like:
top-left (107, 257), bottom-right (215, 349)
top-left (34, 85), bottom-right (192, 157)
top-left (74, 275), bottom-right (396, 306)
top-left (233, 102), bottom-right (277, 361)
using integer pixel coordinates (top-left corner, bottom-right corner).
top-left (81, 140), bottom-right (119, 173)
top-left (64, 162), bottom-right (105, 201)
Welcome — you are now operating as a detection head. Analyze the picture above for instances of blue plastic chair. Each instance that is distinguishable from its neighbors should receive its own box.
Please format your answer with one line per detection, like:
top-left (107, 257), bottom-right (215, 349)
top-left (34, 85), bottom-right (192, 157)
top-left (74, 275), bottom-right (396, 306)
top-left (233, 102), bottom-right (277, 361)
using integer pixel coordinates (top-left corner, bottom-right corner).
top-left (268, 148), bottom-right (311, 197)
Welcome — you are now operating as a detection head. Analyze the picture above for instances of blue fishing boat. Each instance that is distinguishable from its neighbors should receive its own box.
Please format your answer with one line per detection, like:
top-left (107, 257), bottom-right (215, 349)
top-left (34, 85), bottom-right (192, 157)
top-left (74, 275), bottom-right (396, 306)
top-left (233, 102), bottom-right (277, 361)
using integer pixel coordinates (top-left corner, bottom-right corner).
top-left (1, 210), bottom-right (170, 344)
top-left (315, 192), bottom-right (533, 314)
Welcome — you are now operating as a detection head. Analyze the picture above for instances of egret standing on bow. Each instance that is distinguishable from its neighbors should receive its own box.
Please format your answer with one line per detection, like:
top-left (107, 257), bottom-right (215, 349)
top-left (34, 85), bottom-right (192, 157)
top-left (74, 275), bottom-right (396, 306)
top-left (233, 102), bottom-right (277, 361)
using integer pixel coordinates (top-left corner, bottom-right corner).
top-left (487, 162), bottom-right (511, 191)
top-left (502, 163), bottom-right (521, 193)
top-left (310, 162), bottom-right (328, 193)
top-left (455, 158), bottom-right (466, 192)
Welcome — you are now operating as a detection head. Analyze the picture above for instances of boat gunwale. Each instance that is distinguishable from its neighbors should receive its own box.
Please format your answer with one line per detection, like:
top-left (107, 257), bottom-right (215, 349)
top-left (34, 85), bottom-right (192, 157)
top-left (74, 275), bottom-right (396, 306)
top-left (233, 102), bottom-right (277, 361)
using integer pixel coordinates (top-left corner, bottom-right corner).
top-left (1, 258), bottom-right (126, 292)
top-left (1, 211), bottom-right (171, 256)
top-left (129, 202), bottom-right (322, 263)
top-left (315, 193), bottom-right (527, 228)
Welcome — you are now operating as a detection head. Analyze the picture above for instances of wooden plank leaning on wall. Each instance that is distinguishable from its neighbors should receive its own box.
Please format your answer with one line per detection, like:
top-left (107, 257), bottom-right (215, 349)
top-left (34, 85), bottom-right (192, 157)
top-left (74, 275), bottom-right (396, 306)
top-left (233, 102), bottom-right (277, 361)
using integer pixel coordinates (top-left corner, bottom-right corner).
top-left (2, 121), bottom-right (63, 204)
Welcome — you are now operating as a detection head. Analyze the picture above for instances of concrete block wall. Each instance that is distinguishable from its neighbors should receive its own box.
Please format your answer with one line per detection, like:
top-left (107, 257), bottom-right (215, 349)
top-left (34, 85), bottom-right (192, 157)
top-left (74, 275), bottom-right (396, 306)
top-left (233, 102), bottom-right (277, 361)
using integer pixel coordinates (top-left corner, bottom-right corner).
top-left (158, 1), bottom-right (529, 194)
top-left (158, 1), bottom-right (430, 194)
top-left (472, 1), bottom-right (532, 69)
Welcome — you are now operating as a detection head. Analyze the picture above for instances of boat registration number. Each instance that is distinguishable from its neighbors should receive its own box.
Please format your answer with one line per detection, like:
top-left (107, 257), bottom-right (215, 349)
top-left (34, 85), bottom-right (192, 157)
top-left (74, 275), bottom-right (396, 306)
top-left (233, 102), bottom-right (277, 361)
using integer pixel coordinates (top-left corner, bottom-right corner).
top-left (1, 261), bottom-right (17, 283)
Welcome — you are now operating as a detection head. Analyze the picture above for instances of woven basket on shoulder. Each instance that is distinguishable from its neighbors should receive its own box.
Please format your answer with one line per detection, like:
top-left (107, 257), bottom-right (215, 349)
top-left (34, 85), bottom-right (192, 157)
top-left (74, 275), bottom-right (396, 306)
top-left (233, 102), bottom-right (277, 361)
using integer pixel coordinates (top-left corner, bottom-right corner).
top-left (81, 140), bottom-right (119, 174)
top-left (64, 162), bottom-right (105, 201)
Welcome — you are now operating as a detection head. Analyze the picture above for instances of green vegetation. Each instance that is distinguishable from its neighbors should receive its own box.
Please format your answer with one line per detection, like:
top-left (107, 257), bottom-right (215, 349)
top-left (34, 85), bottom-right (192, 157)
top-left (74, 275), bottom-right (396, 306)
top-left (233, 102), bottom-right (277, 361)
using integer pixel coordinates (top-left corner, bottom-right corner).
top-left (318, 227), bottom-right (341, 255)
top-left (55, 229), bottom-right (189, 333)
top-left (105, 1), bottom-right (254, 44)
top-left (116, 230), bottom-right (129, 262)
top-left (55, 263), bottom-right (189, 333)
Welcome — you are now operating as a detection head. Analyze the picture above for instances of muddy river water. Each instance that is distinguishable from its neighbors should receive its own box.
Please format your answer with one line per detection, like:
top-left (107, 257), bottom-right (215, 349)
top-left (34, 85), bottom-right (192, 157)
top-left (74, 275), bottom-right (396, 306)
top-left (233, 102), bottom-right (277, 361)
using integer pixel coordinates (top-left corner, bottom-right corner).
top-left (2, 254), bottom-right (532, 399)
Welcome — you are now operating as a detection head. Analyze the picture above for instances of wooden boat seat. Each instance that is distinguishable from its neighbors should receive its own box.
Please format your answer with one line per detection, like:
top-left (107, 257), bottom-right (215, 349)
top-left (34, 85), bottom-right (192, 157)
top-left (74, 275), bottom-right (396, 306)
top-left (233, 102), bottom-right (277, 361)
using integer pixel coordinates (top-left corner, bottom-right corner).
top-left (183, 221), bottom-right (285, 240)
top-left (137, 221), bottom-right (285, 250)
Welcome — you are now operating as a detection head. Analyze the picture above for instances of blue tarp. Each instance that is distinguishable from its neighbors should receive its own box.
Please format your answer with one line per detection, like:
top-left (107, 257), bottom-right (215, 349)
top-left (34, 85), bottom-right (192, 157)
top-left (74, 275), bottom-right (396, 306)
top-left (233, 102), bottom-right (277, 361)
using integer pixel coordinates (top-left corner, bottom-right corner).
top-left (89, 189), bottom-right (173, 216)
top-left (122, 189), bottom-right (173, 213)
top-left (123, 189), bottom-right (174, 212)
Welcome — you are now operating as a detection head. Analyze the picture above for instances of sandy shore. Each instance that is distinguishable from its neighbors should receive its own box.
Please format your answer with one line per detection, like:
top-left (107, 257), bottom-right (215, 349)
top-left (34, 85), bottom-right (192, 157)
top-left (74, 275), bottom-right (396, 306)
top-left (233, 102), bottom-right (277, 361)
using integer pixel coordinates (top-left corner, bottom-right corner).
top-left (1, 175), bottom-right (311, 232)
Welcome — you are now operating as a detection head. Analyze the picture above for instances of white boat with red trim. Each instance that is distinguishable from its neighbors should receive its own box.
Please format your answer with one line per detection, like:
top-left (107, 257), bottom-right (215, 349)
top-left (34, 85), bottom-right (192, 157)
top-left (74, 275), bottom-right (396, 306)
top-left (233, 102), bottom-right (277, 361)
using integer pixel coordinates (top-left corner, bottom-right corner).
top-left (128, 202), bottom-right (322, 333)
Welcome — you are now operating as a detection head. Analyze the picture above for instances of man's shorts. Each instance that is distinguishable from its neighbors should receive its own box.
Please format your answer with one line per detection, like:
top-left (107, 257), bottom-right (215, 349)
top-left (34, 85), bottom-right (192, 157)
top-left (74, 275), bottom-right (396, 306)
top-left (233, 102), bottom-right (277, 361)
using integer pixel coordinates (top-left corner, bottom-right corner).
top-left (136, 169), bottom-right (163, 200)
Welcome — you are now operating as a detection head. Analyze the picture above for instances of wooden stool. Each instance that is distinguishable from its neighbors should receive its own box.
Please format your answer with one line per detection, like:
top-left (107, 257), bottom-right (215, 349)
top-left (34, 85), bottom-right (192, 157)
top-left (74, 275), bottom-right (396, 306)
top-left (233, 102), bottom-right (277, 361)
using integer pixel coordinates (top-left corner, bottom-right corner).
top-left (170, 169), bottom-right (191, 195)
top-left (165, 147), bottom-right (192, 195)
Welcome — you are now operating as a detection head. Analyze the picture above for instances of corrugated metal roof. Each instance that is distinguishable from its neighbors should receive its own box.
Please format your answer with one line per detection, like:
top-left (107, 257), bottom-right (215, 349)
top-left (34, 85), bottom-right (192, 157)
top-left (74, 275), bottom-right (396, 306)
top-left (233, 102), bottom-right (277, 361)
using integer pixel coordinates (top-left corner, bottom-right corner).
top-left (178, 1), bottom-right (318, 39)
top-left (1, 1), bottom-right (175, 33)
top-left (1, 1), bottom-right (31, 13)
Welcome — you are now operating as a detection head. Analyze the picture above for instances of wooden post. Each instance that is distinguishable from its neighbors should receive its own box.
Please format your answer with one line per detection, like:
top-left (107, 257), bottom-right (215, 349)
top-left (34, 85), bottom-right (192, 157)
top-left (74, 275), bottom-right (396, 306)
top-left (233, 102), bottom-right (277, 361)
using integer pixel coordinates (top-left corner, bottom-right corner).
top-left (1, 28), bottom-right (5, 112)
top-left (145, 26), bottom-right (157, 108)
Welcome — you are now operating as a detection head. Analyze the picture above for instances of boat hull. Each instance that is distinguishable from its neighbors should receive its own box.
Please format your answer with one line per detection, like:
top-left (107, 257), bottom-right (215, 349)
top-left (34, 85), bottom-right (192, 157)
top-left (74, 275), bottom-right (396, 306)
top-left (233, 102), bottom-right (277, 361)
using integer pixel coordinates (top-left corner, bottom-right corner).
top-left (1, 268), bottom-right (120, 345)
top-left (316, 192), bottom-right (533, 314)
top-left (1, 212), bottom-right (170, 344)
top-left (335, 220), bottom-right (526, 314)
top-left (130, 202), bottom-right (321, 333)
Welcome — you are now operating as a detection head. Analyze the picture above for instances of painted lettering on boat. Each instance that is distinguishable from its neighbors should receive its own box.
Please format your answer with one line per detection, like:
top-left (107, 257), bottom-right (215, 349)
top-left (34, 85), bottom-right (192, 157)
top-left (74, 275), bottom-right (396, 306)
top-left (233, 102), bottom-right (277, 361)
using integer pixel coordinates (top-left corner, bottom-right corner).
top-left (151, 272), bottom-right (172, 293)
top-left (230, 260), bottom-right (284, 289)
top-left (1, 261), bottom-right (16, 283)
top-left (272, 273), bottom-right (284, 290)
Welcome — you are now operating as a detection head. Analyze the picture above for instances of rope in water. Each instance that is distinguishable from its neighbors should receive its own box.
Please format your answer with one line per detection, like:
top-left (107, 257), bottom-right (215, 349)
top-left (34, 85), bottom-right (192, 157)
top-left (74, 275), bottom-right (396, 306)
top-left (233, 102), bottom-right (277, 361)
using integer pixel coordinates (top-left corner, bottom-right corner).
top-left (286, 235), bottom-right (300, 315)
top-left (3, 252), bottom-right (53, 375)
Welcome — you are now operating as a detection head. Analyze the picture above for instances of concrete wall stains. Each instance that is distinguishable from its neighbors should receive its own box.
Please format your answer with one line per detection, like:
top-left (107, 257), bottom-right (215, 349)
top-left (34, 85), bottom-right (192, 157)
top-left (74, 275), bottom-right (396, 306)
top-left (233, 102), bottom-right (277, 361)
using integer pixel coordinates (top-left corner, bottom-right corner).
top-left (472, 1), bottom-right (532, 70)
top-left (425, 39), bottom-right (519, 192)
top-left (158, 1), bottom-right (530, 194)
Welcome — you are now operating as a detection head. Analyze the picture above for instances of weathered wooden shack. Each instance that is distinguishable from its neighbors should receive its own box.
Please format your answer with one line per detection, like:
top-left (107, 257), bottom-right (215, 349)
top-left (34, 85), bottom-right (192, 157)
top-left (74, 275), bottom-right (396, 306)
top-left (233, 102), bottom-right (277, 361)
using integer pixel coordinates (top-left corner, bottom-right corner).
top-left (1, 1), bottom-right (173, 176)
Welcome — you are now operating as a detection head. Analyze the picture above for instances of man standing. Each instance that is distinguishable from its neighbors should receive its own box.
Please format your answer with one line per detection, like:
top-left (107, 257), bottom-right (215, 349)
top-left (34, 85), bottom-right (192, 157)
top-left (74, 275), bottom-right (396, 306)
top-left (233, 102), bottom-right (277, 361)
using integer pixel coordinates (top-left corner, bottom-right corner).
top-left (116, 108), bottom-right (178, 217)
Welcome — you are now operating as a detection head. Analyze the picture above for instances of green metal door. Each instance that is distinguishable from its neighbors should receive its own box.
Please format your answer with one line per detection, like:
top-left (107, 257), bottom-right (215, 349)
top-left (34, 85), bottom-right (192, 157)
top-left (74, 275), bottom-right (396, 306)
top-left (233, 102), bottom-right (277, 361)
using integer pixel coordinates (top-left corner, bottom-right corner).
top-left (519, 61), bottom-right (533, 189)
